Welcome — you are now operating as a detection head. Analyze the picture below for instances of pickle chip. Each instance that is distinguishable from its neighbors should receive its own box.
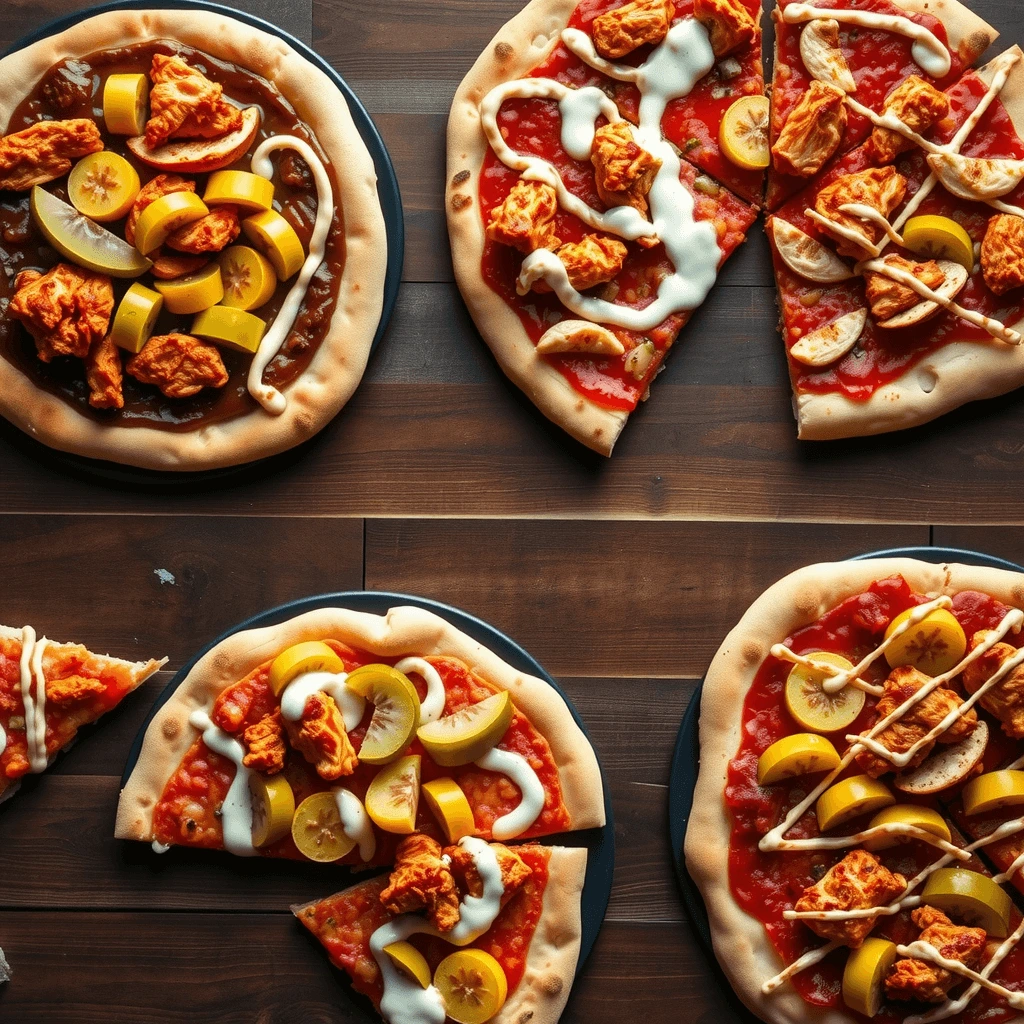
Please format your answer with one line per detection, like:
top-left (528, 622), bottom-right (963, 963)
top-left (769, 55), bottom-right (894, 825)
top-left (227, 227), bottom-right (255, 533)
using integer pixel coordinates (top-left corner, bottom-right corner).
top-left (816, 775), bottom-right (895, 832)
top-left (345, 665), bottom-right (421, 765)
top-left (417, 692), bottom-right (514, 768)
top-left (922, 868), bottom-right (1011, 938)
top-left (242, 209), bottom-right (305, 279)
top-left (218, 245), bottom-right (278, 311)
top-left (191, 305), bottom-right (267, 355)
top-left (843, 937), bottom-right (897, 1018)
top-left (365, 755), bottom-right (421, 834)
top-left (434, 949), bottom-right (508, 1024)
top-left (103, 73), bottom-right (149, 136)
top-left (720, 95), bottom-right (770, 171)
top-left (250, 773), bottom-right (295, 848)
top-left (291, 791), bottom-right (355, 862)
top-left (269, 641), bottom-right (344, 698)
top-left (422, 777), bottom-right (476, 842)
top-left (134, 191), bottom-right (209, 255)
top-left (68, 152), bottom-right (140, 223)
top-left (203, 170), bottom-right (275, 212)
top-left (884, 607), bottom-right (967, 676)
top-left (153, 263), bottom-right (224, 315)
top-left (384, 942), bottom-right (431, 989)
top-left (110, 283), bottom-right (163, 354)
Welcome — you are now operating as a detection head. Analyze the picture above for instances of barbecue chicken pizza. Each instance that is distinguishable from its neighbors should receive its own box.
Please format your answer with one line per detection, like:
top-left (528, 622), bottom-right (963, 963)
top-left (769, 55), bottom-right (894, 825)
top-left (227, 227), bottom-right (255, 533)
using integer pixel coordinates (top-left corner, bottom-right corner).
top-left (0, 9), bottom-right (387, 470)
top-left (686, 557), bottom-right (1024, 1024)
top-left (447, 0), bottom-right (766, 455)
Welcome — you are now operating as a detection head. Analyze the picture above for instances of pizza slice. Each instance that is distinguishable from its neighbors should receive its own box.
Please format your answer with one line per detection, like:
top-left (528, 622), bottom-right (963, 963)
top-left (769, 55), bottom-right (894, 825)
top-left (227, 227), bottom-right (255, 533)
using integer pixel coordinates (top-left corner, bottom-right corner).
top-left (447, 0), bottom-right (761, 456)
top-left (0, 623), bottom-right (164, 802)
top-left (294, 837), bottom-right (586, 1024)
top-left (767, 45), bottom-right (1024, 439)
top-left (767, 0), bottom-right (996, 210)
top-left (115, 606), bottom-right (605, 864)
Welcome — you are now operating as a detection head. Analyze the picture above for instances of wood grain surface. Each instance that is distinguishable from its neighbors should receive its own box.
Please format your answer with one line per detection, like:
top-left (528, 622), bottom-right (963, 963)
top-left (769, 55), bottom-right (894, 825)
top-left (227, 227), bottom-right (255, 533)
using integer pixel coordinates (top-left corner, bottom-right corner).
top-left (0, 0), bottom-right (1023, 1021)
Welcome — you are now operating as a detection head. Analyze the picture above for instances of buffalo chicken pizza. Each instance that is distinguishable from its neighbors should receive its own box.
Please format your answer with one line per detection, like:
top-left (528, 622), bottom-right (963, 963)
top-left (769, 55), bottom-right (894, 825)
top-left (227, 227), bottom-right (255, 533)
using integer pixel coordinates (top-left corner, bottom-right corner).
top-left (687, 558), bottom-right (1024, 1024)
top-left (116, 605), bottom-right (604, 1024)
top-left (0, 9), bottom-right (387, 470)
top-left (447, 0), bottom-right (766, 455)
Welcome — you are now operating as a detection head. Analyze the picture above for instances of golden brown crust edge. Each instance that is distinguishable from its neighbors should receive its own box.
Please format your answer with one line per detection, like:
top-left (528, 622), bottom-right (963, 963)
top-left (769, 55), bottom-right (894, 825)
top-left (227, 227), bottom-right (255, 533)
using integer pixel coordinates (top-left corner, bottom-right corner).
top-left (445, 0), bottom-right (627, 457)
top-left (0, 9), bottom-right (387, 470)
top-left (115, 605), bottom-right (605, 842)
top-left (683, 558), bottom-right (1024, 1024)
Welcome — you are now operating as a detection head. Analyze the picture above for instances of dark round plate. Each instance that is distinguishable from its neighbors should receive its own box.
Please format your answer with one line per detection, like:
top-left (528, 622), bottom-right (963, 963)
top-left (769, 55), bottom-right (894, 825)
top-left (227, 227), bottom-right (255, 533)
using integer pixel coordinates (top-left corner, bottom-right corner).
top-left (0, 0), bottom-right (404, 489)
top-left (668, 547), bottom-right (1024, 964)
top-left (122, 590), bottom-right (614, 974)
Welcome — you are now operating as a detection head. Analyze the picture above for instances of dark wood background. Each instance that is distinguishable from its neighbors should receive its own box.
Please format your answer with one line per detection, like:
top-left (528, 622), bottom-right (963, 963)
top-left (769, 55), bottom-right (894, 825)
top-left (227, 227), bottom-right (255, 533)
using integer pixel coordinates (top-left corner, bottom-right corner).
top-left (2, 0), bottom-right (1024, 1020)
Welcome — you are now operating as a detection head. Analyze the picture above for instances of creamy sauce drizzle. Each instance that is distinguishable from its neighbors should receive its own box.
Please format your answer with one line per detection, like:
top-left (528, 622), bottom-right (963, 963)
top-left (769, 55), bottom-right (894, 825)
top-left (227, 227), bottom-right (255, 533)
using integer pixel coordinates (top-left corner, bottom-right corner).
top-left (334, 787), bottom-right (376, 861)
top-left (19, 626), bottom-right (48, 773)
top-left (279, 670), bottom-right (365, 731)
top-left (395, 657), bottom-right (445, 726)
top-left (475, 747), bottom-right (546, 840)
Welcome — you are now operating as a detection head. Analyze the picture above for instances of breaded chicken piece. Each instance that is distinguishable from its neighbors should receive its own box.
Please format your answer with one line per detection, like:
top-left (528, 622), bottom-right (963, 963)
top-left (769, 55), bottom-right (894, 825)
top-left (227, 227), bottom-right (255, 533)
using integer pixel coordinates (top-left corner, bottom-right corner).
top-left (445, 841), bottom-right (533, 906)
top-left (242, 710), bottom-right (287, 775)
top-left (981, 214), bottom-right (1024, 297)
top-left (963, 630), bottom-right (1024, 738)
top-left (592, 0), bottom-right (674, 59)
top-left (126, 332), bottom-right (228, 399)
top-left (868, 77), bottom-right (950, 165)
top-left (125, 174), bottom-right (197, 246)
top-left (486, 180), bottom-right (561, 254)
top-left (283, 691), bottom-right (358, 780)
top-left (45, 675), bottom-right (107, 705)
top-left (85, 333), bottom-right (124, 410)
top-left (0, 118), bottom-right (102, 191)
top-left (551, 234), bottom-right (628, 292)
top-left (693, 0), bottom-right (756, 57)
top-left (864, 255), bottom-right (945, 322)
top-left (145, 54), bottom-right (243, 148)
top-left (381, 833), bottom-right (461, 933)
top-left (772, 81), bottom-right (847, 178)
top-left (591, 122), bottom-right (661, 217)
top-left (166, 206), bottom-right (240, 253)
top-left (814, 166), bottom-right (907, 259)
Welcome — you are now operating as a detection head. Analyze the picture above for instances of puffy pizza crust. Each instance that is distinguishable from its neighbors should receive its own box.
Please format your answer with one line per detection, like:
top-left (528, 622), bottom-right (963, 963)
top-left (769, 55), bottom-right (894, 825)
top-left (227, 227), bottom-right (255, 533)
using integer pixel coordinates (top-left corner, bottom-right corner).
top-left (115, 604), bottom-right (606, 842)
top-left (446, 0), bottom-right (629, 457)
top-left (0, 9), bottom-right (387, 470)
top-left (684, 557), bottom-right (1024, 1024)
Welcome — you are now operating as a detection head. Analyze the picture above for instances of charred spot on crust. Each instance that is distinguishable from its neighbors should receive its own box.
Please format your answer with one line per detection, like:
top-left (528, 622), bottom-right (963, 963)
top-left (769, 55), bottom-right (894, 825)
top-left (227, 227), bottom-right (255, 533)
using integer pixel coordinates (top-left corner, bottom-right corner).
top-left (494, 41), bottom-right (514, 63)
top-left (540, 974), bottom-right (563, 996)
top-left (516, 1013), bottom-right (534, 1024)
top-left (452, 169), bottom-right (471, 187)
top-left (793, 586), bottom-right (820, 617)
top-left (742, 639), bottom-right (765, 666)
top-left (162, 718), bottom-right (181, 740)
top-left (450, 193), bottom-right (472, 212)
top-left (961, 30), bottom-right (991, 61)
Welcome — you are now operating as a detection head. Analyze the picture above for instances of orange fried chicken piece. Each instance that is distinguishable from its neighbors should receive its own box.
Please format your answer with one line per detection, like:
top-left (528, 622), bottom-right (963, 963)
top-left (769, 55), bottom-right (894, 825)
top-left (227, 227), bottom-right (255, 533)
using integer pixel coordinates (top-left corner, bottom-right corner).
top-left (124, 174), bottom-right (197, 246)
top-left (794, 849), bottom-right (907, 947)
top-left (381, 833), bottom-right (461, 932)
top-left (0, 118), bottom-right (102, 191)
top-left (591, 121), bottom-right (661, 217)
top-left (814, 166), bottom-right (907, 259)
top-left (165, 206), bottom-right (240, 254)
top-left (85, 333), bottom-right (124, 410)
top-left (592, 0), bottom-right (674, 60)
top-left (9, 264), bottom-right (113, 363)
top-left (242, 709), bottom-right (287, 775)
top-left (45, 674), bottom-right (107, 705)
top-left (486, 180), bottom-right (561, 254)
top-left (150, 253), bottom-right (209, 280)
top-left (855, 666), bottom-right (978, 778)
top-left (545, 234), bottom-right (628, 292)
top-left (886, 906), bottom-right (986, 1003)
top-left (126, 332), bottom-right (228, 399)
top-left (693, 0), bottom-right (757, 57)
top-left (868, 76), bottom-right (950, 165)
top-left (144, 54), bottom-right (243, 148)
top-left (963, 630), bottom-right (1024, 738)
top-left (772, 81), bottom-right (848, 179)
top-left (864, 255), bottom-right (945, 322)
top-left (445, 842), bottom-right (533, 906)
top-left (981, 214), bottom-right (1024, 296)
top-left (283, 691), bottom-right (358, 780)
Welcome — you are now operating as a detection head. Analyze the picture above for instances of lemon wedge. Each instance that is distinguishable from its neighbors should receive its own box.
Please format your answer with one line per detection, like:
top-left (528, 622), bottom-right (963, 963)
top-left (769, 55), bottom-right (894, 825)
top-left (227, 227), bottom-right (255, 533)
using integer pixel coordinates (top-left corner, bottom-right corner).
top-left (269, 641), bottom-right (344, 698)
top-left (203, 170), bottom-right (275, 212)
top-left (720, 95), bottom-right (770, 171)
top-left (384, 942), bottom-right (431, 989)
top-left (291, 791), bottom-right (356, 861)
top-left (218, 245), bottom-right (278, 311)
top-left (784, 652), bottom-right (865, 733)
top-left (30, 186), bottom-right (152, 278)
top-left (68, 152), bottom-right (140, 223)
top-left (434, 949), bottom-right (508, 1024)
top-left (884, 608), bottom-right (967, 676)
top-left (816, 775), bottom-right (895, 832)
top-left (902, 215), bottom-right (975, 272)
top-left (843, 937), bottom-right (898, 1018)
top-left (134, 191), bottom-right (209, 255)
top-left (345, 665), bottom-right (421, 765)
top-left (757, 733), bottom-right (841, 786)
top-left (365, 755), bottom-right (421, 833)
top-left (962, 769), bottom-right (1024, 816)
top-left (190, 305), bottom-right (266, 355)
top-left (110, 283), bottom-right (163, 354)
top-left (863, 803), bottom-right (951, 851)
top-left (153, 263), bottom-right (224, 315)
top-left (103, 73), bottom-right (149, 136)
top-left (249, 773), bottom-right (295, 847)
top-left (922, 868), bottom-right (1011, 937)
top-left (242, 209), bottom-right (304, 279)
top-left (422, 777), bottom-right (476, 842)
top-left (417, 692), bottom-right (514, 767)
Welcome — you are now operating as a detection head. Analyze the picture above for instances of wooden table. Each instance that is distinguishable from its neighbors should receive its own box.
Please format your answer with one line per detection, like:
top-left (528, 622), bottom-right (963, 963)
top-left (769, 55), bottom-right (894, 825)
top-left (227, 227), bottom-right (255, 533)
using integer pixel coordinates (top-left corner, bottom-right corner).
top-left (2, 0), bottom-right (1024, 1019)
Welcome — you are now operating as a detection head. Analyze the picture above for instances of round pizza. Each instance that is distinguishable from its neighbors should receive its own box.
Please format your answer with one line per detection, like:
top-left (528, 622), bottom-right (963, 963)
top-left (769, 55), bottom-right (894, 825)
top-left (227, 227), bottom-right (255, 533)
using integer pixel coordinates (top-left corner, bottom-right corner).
top-left (687, 557), bottom-right (1024, 1024)
top-left (115, 604), bottom-right (605, 1024)
top-left (0, 9), bottom-right (388, 470)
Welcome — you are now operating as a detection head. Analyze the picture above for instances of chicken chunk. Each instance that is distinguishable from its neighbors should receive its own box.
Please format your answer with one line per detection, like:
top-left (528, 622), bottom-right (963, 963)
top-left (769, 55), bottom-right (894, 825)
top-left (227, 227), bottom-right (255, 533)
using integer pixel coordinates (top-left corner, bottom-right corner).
top-left (8, 263), bottom-right (113, 363)
top-left (981, 214), bottom-right (1024, 296)
top-left (794, 849), bottom-right (907, 947)
top-left (886, 906), bottom-right (986, 1003)
top-left (45, 674), bottom-right (107, 705)
top-left (864, 255), bottom-right (945, 322)
top-left (165, 206), bottom-right (240, 254)
top-left (85, 333), bottom-right (124, 410)
top-left (868, 76), bottom-right (950, 165)
top-left (242, 710), bottom-right (287, 775)
top-left (282, 691), bottom-right (358, 780)
top-left (144, 54), bottom-right (243, 148)
top-left (592, 0), bottom-right (674, 60)
top-left (126, 332), bottom-right (228, 399)
top-left (150, 253), bottom-right (209, 280)
top-left (591, 121), bottom-right (661, 217)
top-left (446, 841), bottom-right (533, 906)
top-left (125, 174), bottom-right (197, 246)
top-left (0, 118), bottom-right (103, 191)
top-left (545, 234), bottom-right (628, 292)
top-left (772, 81), bottom-right (848, 179)
top-left (855, 666), bottom-right (978, 778)
top-left (814, 166), bottom-right (907, 259)
top-left (693, 0), bottom-right (757, 57)
top-left (485, 180), bottom-right (561, 254)
top-left (963, 631), bottom-right (1024, 738)
top-left (381, 833), bottom-right (461, 933)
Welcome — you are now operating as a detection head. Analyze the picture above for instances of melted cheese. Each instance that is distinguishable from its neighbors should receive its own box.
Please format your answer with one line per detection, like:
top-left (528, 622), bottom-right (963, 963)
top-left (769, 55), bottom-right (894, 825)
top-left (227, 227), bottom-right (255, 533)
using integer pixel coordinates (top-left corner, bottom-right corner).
top-left (334, 787), bottom-right (376, 862)
top-left (395, 657), bottom-right (445, 726)
top-left (279, 670), bottom-right (365, 731)
top-left (475, 747), bottom-right (545, 839)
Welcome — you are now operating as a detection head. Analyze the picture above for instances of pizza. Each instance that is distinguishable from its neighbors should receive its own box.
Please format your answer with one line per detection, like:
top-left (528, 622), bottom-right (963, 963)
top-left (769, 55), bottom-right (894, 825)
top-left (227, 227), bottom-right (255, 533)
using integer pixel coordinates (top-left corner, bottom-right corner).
top-left (0, 623), bottom-right (164, 802)
top-left (686, 557), bottom-right (1024, 1024)
top-left (447, 0), bottom-right (766, 456)
top-left (0, 9), bottom-right (388, 470)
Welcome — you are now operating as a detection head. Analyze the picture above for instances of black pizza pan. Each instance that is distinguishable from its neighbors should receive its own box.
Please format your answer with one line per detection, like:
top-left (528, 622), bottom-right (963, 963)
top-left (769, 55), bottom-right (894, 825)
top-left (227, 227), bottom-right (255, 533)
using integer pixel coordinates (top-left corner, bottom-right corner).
top-left (0, 0), bottom-right (404, 489)
top-left (121, 590), bottom-right (614, 974)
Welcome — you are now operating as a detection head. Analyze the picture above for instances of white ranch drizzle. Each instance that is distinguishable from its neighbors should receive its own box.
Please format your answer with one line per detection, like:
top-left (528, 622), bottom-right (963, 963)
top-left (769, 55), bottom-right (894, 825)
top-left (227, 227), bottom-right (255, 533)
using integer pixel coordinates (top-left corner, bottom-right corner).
top-left (838, 203), bottom-right (907, 248)
top-left (151, 841), bottom-right (171, 855)
top-left (0, 722), bottom-right (6, 758)
top-left (279, 670), bottom-right (365, 731)
top-left (475, 747), bottom-right (546, 840)
top-left (782, 3), bottom-right (951, 77)
top-left (768, 646), bottom-right (883, 695)
top-left (246, 136), bottom-right (334, 415)
top-left (394, 657), bottom-right (445, 726)
top-left (333, 787), bottom-right (376, 861)
top-left (188, 708), bottom-right (257, 858)
top-left (558, 85), bottom-right (615, 160)
top-left (762, 942), bottom-right (840, 993)
top-left (19, 626), bottom-right (48, 774)
top-left (446, 837), bottom-right (506, 944)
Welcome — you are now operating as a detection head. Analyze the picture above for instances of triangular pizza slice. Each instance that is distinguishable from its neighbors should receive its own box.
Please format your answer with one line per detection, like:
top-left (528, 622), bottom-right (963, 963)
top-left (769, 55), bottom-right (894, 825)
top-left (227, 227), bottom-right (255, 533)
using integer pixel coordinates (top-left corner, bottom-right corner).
top-left (0, 624), bottom-right (164, 802)
top-left (766, 0), bottom-right (996, 211)
top-left (294, 838), bottom-right (586, 1024)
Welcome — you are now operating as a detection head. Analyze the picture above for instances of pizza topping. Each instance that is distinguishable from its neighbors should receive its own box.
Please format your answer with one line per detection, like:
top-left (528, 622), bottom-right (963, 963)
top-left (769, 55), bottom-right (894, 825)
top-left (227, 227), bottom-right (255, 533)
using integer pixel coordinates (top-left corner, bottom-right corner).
top-left (241, 208), bottom-right (304, 279)
top-left (901, 215), bottom-right (975, 273)
top-left (102, 73), bottom-right (149, 136)
top-left (844, 937), bottom-right (899, 1017)
top-left (417, 692), bottom-right (514, 767)
top-left (591, 122), bottom-right (662, 218)
top-left (0, 118), bottom-right (102, 191)
top-left (894, 719), bottom-right (989, 795)
top-left (67, 152), bottom-right (140, 223)
top-left (284, 690), bottom-right (359, 780)
top-left (422, 778), bottom-right (477, 843)
top-left (166, 205), bottom-right (240, 254)
top-left (124, 172), bottom-right (196, 246)
top-left (143, 54), bottom-right (243, 148)
top-left (371, 915), bottom-right (448, 1024)
top-left (241, 709), bottom-right (287, 774)
top-left (336, 786), bottom-right (377, 861)
top-left (485, 180), bottom-right (561, 255)
top-left (981, 214), bottom-right (1024, 296)
top-left (591, 0), bottom-right (674, 60)
top-left (797, 19), bottom-right (854, 94)
top-left (217, 245), bottom-right (278, 310)
top-left (783, 651), bottom-right (867, 729)
top-left (474, 747), bottom-right (546, 840)
top-left (134, 190), bottom-right (210, 256)
top-left (152, 263), bottom-right (224, 314)
top-left (772, 80), bottom-right (848, 179)
top-left (381, 833), bottom-right (462, 932)
top-left (190, 305), bottom-right (267, 356)
top-left (126, 103), bottom-right (261, 173)
top-left (920, 869), bottom-right (1011, 939)
top-left (383, 942), bottom-right (432, 989)
top-left (394, 657), bottom-right (446, 726)
top-left (692, 0), bottom-right (757, 58)
top-left (817, 775), bottom-right (897, 832)
top-left (863, 805), bottom-right (951, 852)
top-left (757, 733), bottom-right (842, 785)
top-left (202, 169), bottom-right (275, 211)
top-left (291, 789), bottom-right (357, 861)
top-left (864, 255), bottom-right (946, 322)
top-left (433, 949), bottom-right (508, 1024)
top-left (868, 77), bottom-right (950, 165)
top-left (719, 95), bottom-right (770, 171)
top-left (85, 332), bottom-right (125, 410)
top-left (346, 664), bottom-right (421, 765)
top-left (535, 320), bottom-right (626, 357)
top-left (248, 772), bottom-right (295, 847)
top-left (789, 308), bottom-right (867, 367)
top-left (962, 770), bottom-right (1024, 817)
top-left (543, 234), bottom-right (629, 294)
top-left (812, 167), bottom-right (908, 259)
top-left (927, 153), bottom-right (1024, 203)
top-left (270, 640), bottom-right (345, 695)
top-left (125, 331), bottom-right (229, 398)
top-left (770, 217), bottom-right (855, 283)
top-left (885, 607), bottom-right (969, 676)
top-left (366, 754), bottom-right (422, 834)
top-left (963, 631), bottom-right (1024, 738)
top-left (17, 626), bottom-right (49, 773)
